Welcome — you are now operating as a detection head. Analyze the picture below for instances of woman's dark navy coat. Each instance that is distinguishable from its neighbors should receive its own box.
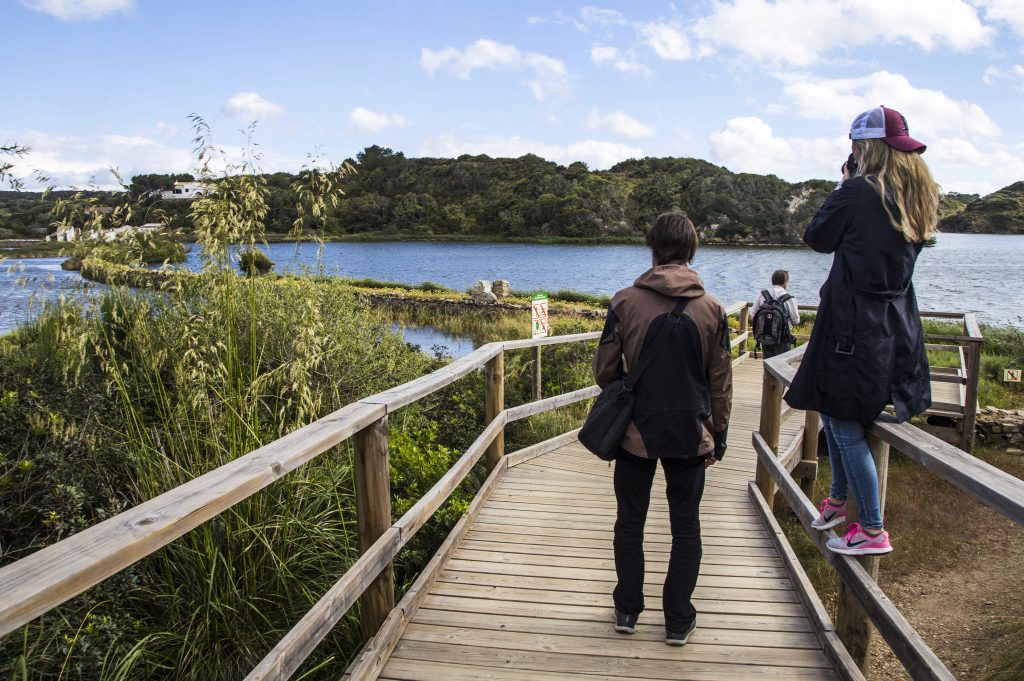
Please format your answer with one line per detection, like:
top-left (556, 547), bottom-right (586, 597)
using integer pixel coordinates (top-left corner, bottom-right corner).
top-left (784, 176), bottom-right (931, 425)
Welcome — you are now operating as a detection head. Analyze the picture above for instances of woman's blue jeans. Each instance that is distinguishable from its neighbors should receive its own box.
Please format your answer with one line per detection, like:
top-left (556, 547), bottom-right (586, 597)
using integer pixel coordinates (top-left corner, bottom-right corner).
top-left (820, 415), bottom-right (884, 530)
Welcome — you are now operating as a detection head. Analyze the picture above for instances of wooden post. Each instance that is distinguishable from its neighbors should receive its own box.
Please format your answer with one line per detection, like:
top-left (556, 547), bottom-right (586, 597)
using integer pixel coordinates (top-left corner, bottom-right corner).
top-left (532, 345), bottom-right (542, 402)
top-left (962, 338), bottom-right (982, 453)
top-left (755, 370), bottom-right (783, 506)
top-left (835, 431), bottom-right (891, 673)
top-left (798, 410), bottom-right (821, 499)
top-left (485, 352), bottom-right (505, 470)
top-left (353, 415), bottom-right (395, 642)
top-left (739, 302), bottom-right (751, 358)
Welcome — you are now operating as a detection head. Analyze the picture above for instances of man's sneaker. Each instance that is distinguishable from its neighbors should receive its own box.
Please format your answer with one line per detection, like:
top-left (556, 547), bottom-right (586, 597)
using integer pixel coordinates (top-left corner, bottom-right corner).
top-left (826, 522), bottom-right (893, 556)
top-left (614, 609), bottom-right (638, 634)
top-left (811, 497), bottom-right (847, 530)
top-left (665, 619), bottom-right (696, 646)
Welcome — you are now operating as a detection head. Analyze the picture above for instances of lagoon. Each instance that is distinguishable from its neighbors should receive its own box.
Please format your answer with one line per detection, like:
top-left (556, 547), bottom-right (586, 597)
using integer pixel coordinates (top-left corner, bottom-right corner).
top-left (3, 233), bottom-right (1023, 336)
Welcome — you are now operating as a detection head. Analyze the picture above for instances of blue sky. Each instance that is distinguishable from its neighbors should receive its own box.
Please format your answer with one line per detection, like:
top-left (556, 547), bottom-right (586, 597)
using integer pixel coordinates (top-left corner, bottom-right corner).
top-left (5, 0), bottom-right (1024, 195)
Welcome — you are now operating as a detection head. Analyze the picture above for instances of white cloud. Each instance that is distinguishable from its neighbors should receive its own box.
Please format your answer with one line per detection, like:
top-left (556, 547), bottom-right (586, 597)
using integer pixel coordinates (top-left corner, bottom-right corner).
top-left (420, 39), bottom-right (569, 101)
top-left (590, 45), bottom-right (652, 75)
top-left (348, 107), bottom-right (407, 132)
top-left (977, 0), bottom-right (1024, 36)
top-left (587, 109), bottom-right (655, 138)
top-left (222, 92), bottom-right (284, 121)
top-left (981, 63), bottom-right (1024, 89)
top-left (421, 134), bottom-right (643, 170)
top-left (774, 70), bottom-right (1000, 139)
top-left (694, 0), bottom-right (991, 66)
top-left (18, 0), bottom-right (133, 21)
top-left (3, 127), bottom-right (193, 189)
top-left (579, 6), bottom-right (629, 26)
top-left (927, 136), bottom-right (1024, 194)
top-left (707, 116), bottom-right (848, 178)
top-left (640, 20), bottom-right (693, 61)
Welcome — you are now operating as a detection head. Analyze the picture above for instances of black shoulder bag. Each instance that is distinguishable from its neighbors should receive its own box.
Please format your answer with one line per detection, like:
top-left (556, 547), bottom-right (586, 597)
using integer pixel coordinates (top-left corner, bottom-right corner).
top-left (579, 298), bottom-right (689, 461)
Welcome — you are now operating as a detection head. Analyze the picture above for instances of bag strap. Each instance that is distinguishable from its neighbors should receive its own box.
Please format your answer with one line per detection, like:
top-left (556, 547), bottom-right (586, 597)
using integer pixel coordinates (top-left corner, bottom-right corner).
top-left (777, 293), bottom-right (793, 304)
top-left (761, 289), bottom-right (773, 303)
top-left (623, 297), bottom-right (690, 391)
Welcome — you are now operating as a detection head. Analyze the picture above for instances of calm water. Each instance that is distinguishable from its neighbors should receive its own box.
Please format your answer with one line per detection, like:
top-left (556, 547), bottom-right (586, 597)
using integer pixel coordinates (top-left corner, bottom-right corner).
top-left (3, 234), bottom-right (1022, 340)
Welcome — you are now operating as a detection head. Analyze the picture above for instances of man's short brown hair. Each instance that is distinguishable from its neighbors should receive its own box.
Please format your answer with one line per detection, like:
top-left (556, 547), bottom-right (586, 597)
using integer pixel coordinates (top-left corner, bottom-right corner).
top-left (646, 211), bottom-right (697, 265)
top-left (771, 269), bottom-right (789, 286)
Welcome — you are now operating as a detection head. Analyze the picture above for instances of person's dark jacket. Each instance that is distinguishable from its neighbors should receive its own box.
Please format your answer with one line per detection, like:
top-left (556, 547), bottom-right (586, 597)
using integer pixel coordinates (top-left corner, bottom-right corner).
top-left (784, 176), bottom-right (931, 425)
top-left (593, 264), bottom-right (733, 459)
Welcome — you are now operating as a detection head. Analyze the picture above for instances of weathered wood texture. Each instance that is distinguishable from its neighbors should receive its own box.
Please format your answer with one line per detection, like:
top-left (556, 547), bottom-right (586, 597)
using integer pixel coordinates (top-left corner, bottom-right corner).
top-left (485, 353), bottom-right (505, 470)
top-left (354, 416), bottom-right (396, 641)
top-left (753, 432), bottom-right (956, 681)
top-left (369, 360), bottom-right (838, 681)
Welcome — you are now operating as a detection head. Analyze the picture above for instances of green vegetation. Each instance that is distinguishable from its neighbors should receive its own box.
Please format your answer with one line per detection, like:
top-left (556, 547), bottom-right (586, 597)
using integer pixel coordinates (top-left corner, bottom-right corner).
top-left (941, 181), bottom-right (1024, 234)
top-left (238, 248), bottom-right (274, 276)
top-left (0, 147), bottom-right (841, 244)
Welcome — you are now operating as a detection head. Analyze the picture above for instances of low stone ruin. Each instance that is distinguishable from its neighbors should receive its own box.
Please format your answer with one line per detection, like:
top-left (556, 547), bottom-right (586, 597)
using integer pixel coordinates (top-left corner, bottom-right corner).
top-left (471, 280), bottom-right (498, 304)
top-left (492, 279), bottom-right (511, 298)
top-left (976, 406), bottom-right (1024, 454)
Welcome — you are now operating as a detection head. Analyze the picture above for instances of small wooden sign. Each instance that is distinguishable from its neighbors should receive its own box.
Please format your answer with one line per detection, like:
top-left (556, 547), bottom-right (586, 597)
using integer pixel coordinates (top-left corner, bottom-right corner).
top-left (532, 293), bottom-right (549, 339)
top-left (1004, 368), bottom-right (1022, 383)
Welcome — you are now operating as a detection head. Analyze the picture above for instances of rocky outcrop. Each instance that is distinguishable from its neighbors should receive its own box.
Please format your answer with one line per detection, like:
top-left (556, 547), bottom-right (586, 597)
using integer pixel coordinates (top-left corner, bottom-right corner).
top-left (976, 407), bottom-right (1024, 453)
top-left (471, 280), bottom-right (498, 304)
top-left (492, 279), bottom-right (511, 298)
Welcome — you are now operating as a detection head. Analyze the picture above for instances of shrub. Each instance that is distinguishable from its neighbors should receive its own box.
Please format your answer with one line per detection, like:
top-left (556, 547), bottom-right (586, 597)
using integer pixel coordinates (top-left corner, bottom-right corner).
top-left (238, 248), bottom-right (275, 276)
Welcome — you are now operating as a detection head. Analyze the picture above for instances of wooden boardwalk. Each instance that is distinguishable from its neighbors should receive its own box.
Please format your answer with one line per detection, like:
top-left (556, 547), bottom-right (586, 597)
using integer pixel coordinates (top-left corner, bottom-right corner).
top-left (371, 359), bottom-right (837, 680)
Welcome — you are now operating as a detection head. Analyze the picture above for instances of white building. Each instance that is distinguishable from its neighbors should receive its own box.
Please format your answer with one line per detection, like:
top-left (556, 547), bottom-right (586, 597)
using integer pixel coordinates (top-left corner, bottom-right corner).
top-left (160, 181), bottom-right (207, 200)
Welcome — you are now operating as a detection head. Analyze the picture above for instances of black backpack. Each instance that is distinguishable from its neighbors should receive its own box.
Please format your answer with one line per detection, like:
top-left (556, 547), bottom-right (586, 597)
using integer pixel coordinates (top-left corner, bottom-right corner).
top-left (752, 289), bottom-right (793, 348)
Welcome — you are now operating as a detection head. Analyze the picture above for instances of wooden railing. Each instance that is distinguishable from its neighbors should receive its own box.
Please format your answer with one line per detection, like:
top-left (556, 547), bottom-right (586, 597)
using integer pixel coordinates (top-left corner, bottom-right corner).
top-left (0, 300), bottom-right (753, 680)
top-left (753, 343), bottom-right (1024, 680)
top-left (784, 306), bottom-right (984, 451)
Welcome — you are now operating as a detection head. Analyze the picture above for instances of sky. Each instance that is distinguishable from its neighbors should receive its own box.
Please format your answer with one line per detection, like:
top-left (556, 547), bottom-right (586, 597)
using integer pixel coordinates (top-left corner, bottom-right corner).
top-left (4, 0), bottom-right (1024, 195)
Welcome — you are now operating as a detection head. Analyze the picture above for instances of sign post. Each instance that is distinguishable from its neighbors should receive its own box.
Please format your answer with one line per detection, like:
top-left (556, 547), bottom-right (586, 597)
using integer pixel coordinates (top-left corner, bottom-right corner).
top-left (531, 293), bottom-right (549, 339)
top-left (531, 293), bottom-right (549, 401)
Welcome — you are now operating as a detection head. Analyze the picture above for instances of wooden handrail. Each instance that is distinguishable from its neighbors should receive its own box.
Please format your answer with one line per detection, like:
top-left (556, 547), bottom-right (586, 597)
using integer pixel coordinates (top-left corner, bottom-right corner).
top-left (0, 319), bottom-right (634, 679)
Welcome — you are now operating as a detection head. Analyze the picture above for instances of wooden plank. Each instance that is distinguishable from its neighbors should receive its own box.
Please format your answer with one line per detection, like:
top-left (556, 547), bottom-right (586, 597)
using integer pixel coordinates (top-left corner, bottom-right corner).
top-left (435, 570), bottom-right (800, 603)
top-left (362, 344), bottom-right (501, 412)
top-left (501, 331), bottom-right (601, 351)
top-left (455, 540), bottom-right (781, 567)
top-left (244, 528), bottom-right (403, 681)
top-left (869, 420), bottom-right (1024, 527)
top-left (484, 352), bottom-right (504, 469)
top-left (387, 640), bottom-right (838, 680)
top-left (428, 582), bottom-right (809, 618)
top-left (354, 415), bottom-right (395, 641)
top-left (748, 482), bottom-right (866, 681)
top-left (344, 457), bottom-right (511, 680)
top-left (753, 432), bottom-right (956, 681)
top-left (0, 399), bottom-right (386, 638)
top-left (506, 428), bottom-right (582, 467)
top-left (394, 414), bottom-right (506, 541)
top-left (410, 608), bottom-right (822, 649)
top-left (419, 594), bottom-right (814, 632)
top-left (505, 386), bottom-right (599, 422)
top-left (398, 624), bottom-right (832, 669)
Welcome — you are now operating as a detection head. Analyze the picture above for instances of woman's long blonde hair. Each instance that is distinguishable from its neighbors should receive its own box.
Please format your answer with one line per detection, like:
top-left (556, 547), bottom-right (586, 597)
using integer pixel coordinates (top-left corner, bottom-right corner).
top-left (853, 138), bottom-right (939, 242)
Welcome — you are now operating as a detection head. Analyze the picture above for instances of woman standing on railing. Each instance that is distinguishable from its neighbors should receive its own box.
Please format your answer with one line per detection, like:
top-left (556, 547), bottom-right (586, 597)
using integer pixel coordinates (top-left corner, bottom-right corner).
top-left (785, 106), bottom-right (939, 557)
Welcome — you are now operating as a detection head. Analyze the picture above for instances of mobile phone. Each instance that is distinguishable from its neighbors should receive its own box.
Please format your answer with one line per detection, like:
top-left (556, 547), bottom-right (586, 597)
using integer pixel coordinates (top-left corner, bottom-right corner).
top-left (845, 153), bottom-right (858, 177)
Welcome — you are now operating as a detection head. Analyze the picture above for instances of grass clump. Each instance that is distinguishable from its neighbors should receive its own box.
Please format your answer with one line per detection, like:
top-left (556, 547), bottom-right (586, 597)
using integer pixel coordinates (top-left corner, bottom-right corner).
top-left (238, 248), bottom-right (275, 276)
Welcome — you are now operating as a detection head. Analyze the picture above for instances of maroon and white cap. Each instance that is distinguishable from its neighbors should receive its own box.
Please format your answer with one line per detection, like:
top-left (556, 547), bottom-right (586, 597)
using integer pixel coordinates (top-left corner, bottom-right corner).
top-left (849, 106), bottom-right (926, 153)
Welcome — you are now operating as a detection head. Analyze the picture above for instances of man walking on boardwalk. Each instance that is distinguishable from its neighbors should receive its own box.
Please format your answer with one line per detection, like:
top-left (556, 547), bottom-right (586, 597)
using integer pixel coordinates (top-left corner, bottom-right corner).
top-left (750, 269), bottom-right (800, 358)
top-left (592, 211), bottom-right (733, 646)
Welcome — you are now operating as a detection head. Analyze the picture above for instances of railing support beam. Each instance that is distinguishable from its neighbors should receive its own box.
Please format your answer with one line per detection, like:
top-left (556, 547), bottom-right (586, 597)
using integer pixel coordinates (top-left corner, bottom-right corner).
top-left (532, 345), bottom-right (542, 402)
top-left (353, 415), bottom-right (395, 642)
top-left (962, 337), bottom-right (982, 453)
top-left (755, 369), bottom-right (784, 506)
top-left (835, 432), bottom-right (890, 673)
top-left (799, 410), bottom-right (821, 499)
top-left (485, 352), bottom-right (505, 470)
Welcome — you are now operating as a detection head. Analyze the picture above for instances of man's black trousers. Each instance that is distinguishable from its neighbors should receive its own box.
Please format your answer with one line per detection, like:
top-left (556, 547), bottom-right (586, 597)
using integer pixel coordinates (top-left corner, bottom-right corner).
top-left (612, 450), bottom-right (706, 633)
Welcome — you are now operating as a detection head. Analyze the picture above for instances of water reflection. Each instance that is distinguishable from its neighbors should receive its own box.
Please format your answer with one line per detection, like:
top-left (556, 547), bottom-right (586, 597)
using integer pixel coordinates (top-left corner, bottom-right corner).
top-left (392, 323), bottom-right (475, 358)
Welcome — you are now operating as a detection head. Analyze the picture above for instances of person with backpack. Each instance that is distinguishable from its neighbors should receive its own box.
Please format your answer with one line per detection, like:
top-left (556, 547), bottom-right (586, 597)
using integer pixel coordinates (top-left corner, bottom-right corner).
top-left (592, 211), bottom-right (732, 647)
top-left (785, 105), bottom-right (938, 557)
top-left (750, 270), bottom-right (799, 358)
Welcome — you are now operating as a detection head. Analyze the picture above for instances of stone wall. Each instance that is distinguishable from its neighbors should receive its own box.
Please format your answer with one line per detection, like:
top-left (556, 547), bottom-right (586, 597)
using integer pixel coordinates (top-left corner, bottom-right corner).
top-left (976, 406), bottom-right (1024, 454)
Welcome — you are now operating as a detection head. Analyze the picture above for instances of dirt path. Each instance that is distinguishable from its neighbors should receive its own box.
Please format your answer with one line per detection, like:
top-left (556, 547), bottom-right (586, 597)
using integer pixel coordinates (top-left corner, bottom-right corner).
top-left (871, 504), bottom-right (1024, 679)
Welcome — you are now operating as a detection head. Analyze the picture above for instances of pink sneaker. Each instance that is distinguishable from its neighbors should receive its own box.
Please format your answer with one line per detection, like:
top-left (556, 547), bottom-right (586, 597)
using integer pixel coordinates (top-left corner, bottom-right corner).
top-left (826, 522), bottom-right (892, 556)
top-left (811, 497), bottom-right (847, 530)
